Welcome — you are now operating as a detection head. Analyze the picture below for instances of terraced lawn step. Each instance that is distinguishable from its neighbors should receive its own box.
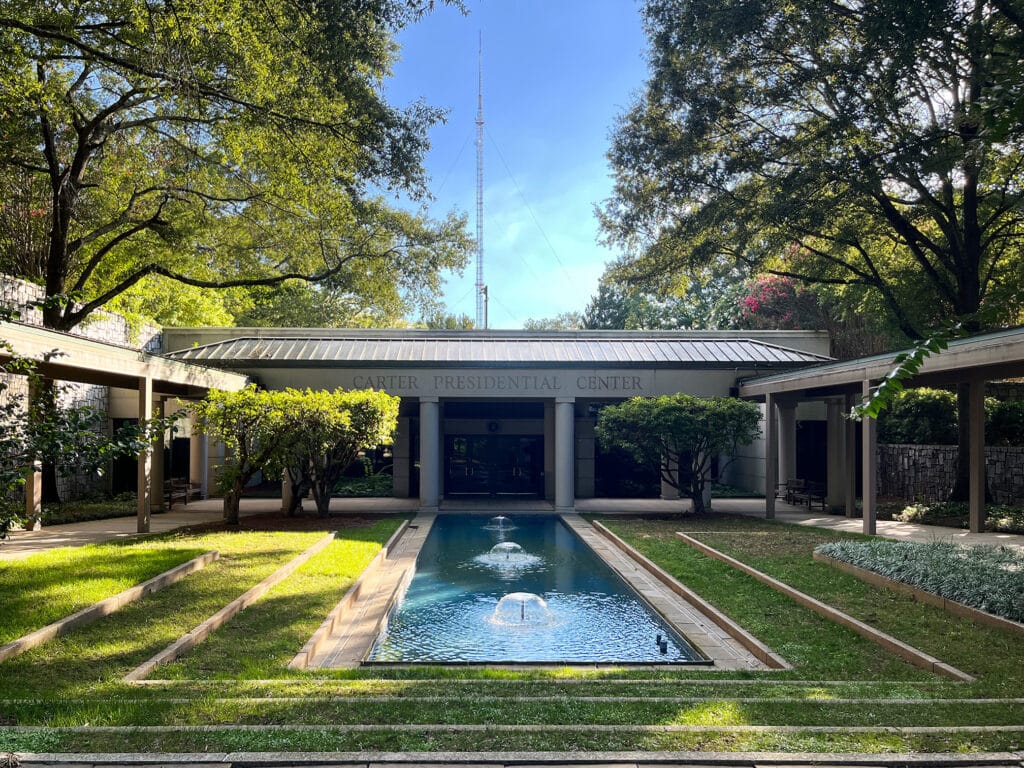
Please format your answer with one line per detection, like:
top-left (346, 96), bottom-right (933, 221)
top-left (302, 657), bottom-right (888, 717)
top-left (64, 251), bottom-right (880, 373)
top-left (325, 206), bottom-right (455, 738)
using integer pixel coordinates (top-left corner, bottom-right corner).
top-left (12, 750), bottom-right (1024, 768)
top-left (5, 697), bottom-right (1023, 705)
top-left (7, 724), bottom-right (1024, 733)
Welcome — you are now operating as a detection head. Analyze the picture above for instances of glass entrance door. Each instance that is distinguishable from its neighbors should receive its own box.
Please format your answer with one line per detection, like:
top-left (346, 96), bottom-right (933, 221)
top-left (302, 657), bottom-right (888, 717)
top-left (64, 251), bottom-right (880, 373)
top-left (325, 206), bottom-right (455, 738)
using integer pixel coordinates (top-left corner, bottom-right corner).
top-left (445, 435), bottom-right (543, 497)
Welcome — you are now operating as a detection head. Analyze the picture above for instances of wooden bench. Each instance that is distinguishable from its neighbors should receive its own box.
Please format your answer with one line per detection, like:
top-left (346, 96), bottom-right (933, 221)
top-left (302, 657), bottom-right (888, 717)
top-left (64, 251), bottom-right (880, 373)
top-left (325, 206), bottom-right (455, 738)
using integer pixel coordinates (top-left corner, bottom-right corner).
top-left (789, 480), bottom-right (827, 511)
top-left (164, 480), bottom-right (202, 508)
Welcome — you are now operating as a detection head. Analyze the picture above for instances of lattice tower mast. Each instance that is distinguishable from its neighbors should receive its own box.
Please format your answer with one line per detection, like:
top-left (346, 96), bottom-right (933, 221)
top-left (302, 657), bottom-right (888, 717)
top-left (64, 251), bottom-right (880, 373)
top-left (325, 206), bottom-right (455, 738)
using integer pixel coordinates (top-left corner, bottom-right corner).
top-left (475, 33), bottom-right (486, 329)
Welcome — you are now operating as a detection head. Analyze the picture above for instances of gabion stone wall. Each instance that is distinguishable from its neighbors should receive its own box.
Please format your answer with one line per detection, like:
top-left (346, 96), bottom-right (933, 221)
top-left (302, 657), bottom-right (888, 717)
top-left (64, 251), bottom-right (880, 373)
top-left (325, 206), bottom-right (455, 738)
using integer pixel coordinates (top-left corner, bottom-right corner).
top-left (879, 444), bottom-right (1024, 505)
top-left (2, 274), bottom-right (163, 500)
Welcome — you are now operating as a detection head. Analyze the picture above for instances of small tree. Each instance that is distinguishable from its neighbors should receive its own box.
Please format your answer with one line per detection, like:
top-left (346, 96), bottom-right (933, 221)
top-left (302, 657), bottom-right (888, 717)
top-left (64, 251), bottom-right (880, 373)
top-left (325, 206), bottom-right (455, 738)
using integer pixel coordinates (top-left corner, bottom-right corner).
top-left (191, 386), bottom-right (290, 525)
top-left (276, 389), bottom-right (399, 518)
top-left (596, 395), bottom-right (761, 514)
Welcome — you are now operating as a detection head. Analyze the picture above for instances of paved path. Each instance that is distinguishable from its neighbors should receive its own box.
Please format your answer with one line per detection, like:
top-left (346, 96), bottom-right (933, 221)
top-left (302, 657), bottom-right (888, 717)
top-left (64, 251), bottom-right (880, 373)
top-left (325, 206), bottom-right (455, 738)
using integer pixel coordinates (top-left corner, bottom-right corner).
top-left (3, 495), bottom-right (1020, 562)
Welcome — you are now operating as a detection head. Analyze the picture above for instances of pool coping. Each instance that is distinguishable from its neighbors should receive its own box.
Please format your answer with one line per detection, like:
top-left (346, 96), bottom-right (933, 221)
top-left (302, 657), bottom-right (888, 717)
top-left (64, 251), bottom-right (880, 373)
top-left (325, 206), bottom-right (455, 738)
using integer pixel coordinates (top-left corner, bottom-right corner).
top-left (588, 520), bottom-right (790, 670)
top-left (309, 511), bottom-right (780, 670)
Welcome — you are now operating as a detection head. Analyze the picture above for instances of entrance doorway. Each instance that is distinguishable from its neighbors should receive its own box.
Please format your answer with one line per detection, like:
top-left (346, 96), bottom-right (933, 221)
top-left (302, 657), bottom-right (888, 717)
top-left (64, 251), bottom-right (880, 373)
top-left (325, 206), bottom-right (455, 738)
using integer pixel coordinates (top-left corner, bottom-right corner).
top-left (445, 435), bottom-right (543, 497)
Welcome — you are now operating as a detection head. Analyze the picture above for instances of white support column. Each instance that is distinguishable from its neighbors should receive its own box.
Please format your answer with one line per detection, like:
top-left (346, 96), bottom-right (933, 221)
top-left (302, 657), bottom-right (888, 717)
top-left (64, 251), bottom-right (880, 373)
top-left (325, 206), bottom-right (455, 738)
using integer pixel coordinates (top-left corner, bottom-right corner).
top-left (554, 397), bottom-right (575, 512)
top-left (660, 455), bottom-right (680, 501)
top-left (392, 417), bottom-right (411, 498)
top-left (137, 376), bottom-right (153, 533)
top-left (188, 418), bottom-right (209, 499)
top-left (24, 380), bottom-right (42, 529)
top-left (826, 398), bottom-right (845, 511)
top-left (764, 394), bottom-right (777, 519)
top-left (968, 377), bottom-right (986, 534)
top-left (861, 380), bottom-right (877, 536)
top-left (778, 402), bottom-right (797, 488)
top-left (844, 392), bottom-right (857, 517)
top-left (418, 397), bottom-right (440, 511)
top-left (150, 398), bottom-right (165, 512)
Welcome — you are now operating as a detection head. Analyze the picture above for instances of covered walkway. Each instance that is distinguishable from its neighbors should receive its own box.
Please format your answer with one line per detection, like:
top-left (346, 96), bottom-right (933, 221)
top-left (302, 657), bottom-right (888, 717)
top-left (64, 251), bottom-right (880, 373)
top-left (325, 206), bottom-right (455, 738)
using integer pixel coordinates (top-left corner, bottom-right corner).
top-left (738, 326), bottom-right (1024, 536)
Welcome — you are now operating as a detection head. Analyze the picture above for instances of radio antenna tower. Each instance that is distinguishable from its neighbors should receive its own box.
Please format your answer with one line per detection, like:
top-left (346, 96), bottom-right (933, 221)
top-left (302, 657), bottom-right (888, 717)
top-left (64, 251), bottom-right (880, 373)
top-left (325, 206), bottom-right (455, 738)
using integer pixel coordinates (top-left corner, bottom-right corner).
top-left (474, 32), bottom-right (487, 329)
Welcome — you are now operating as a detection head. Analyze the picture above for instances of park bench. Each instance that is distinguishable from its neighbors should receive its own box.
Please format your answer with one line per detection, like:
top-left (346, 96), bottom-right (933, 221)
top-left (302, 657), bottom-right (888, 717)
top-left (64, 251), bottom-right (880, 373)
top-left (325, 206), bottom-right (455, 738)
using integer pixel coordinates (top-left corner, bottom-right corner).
top-left (164, 479), bottom-right (202, 508)
top-left (789, 479), bottom-right (827, 511)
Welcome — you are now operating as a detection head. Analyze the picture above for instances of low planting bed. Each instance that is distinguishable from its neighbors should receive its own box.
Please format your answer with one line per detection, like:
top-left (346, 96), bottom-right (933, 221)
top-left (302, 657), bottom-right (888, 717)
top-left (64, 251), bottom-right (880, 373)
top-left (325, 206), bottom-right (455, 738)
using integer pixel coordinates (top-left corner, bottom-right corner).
top-left (814, 539), bottom-right (1024, 623)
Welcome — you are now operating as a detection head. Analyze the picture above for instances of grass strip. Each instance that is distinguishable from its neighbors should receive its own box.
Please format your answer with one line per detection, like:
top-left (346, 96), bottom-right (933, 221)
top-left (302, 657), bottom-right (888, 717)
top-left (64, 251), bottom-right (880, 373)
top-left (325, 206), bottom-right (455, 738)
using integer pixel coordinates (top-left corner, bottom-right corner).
top-left (0, 530), bottom-right (328, 697)
top-left (158, 518), bottom-right (401, 680)
top-left (0, 540), bottom-right (208, 644)
top-left (602, 516), bottom-right (1024, 697)
top-left (3, 697), bottom-right (1022, 727)
top-left (2, 725), bottom-right (1022, 754)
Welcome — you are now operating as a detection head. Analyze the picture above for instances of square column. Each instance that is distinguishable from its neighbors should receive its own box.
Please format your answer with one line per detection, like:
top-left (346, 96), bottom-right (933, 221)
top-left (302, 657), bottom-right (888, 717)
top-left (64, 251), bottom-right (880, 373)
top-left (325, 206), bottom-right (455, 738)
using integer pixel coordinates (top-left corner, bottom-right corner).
top-left (554, 397), bottom-right (575, 512)
top-left (188, 420), bottom-right (209, 499)
top-left (150, 398), bottom-right (165, 512)
top-left (826, 398), bottom-right (845, 511)
top-left (392, 417), bottom-right (411, 498)
top-left (968, 377), bottom-right (986, 533)
top-left (844, 392), bottom-right (857, 517)
top-left (764, 394), bottom-right (778, 519)
top-left (418, 397), bottom-right (440, 511)
top-left (777, 402), bottom-right (797, 488)
top-left (861, 380), bottom-right (877, 535)
top-left (137, 376), bottom-right (153, 533)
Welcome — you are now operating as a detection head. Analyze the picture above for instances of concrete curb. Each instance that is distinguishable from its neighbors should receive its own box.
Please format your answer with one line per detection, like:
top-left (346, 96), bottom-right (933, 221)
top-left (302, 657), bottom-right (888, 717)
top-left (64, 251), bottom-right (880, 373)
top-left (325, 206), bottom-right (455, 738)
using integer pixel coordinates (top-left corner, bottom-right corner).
top-left (675, 534), bottom-right (975, 683)
top-left (591, 521), bottom-right (789, 670)
top-left (10, 750), bottom-right (1024, 767)
top-left (288, 520), bottom-right (410, 670)
top-left (123, 533), bottom-right (336, 681)
top-left (0, 551), bottom-right (219, 664)
top-left (812, 552), bottom-right (1024, 636)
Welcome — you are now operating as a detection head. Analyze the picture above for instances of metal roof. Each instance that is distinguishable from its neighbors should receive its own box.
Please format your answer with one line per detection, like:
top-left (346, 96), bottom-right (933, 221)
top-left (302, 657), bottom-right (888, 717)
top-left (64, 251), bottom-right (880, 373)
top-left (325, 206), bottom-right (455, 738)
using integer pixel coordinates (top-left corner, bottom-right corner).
top-left (165, 333), bottom-right (831, 369)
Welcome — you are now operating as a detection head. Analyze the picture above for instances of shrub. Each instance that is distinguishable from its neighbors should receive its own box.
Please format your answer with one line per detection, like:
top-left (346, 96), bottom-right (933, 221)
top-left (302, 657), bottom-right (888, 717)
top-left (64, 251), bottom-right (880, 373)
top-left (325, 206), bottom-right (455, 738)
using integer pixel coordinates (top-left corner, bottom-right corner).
top-left (897, 501), bottom-right (1024, 534)
top-left (878, 388), bottom-right (957, 444)
top-left (815, 538), bottom-right (1024, 622)
top-left (987, 400), bottom-right (1024, 446)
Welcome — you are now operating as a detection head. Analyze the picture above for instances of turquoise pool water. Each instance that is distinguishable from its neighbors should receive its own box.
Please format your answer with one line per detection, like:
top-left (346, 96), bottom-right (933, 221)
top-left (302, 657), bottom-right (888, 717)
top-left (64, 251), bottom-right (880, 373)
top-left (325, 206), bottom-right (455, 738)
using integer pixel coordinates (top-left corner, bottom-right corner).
top-left (367, 514), bottom-right (707, 663)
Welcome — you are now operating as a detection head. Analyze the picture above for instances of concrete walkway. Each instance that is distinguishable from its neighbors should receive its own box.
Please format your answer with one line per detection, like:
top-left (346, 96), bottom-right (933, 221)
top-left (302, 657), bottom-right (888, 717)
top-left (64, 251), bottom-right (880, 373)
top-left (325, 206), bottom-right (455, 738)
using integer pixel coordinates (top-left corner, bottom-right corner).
top-left (2, 495), bottom-right (1020, 562)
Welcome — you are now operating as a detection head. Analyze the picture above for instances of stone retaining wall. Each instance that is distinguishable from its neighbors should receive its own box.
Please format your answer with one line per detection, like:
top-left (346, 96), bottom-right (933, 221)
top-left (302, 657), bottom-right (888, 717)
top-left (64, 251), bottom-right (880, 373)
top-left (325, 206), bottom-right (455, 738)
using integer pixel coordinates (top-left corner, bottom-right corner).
top-left (879, 444), bottom-right (1024, 504)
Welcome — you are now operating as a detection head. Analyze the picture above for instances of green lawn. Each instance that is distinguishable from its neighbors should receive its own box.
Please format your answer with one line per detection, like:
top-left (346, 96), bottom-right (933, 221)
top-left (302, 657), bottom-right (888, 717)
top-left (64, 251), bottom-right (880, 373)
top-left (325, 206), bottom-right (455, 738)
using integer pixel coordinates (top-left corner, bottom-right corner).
top-left (0, 540), bottom-right (208, 644)
top-left (0, 513), bottom-right (1021, 755)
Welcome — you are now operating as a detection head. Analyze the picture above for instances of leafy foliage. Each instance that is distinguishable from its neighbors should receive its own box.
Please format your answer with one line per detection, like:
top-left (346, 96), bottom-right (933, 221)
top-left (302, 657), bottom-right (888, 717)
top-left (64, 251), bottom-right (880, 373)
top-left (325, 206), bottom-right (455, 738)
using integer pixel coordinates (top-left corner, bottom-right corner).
top-left (815, 539), bottom-right (1024, 622)
top-left (595, 394), bottom-right (761, 513)
top-left (0, 0), bottom-right (470, 331)
top-left (850, 324), bottom-right (962, 420)
top-left (190, 385), bottom-right (289, 524)
top-left (987, 400), bottom-right (1024, 446)
top-left (897, 500), bottom-right (1024, 534)
top-left (603, 0), bottom-right (1024, 340)
top-left (275, 388), bottom-right (399, 517)
top-left (877, 388), bottom-right (959, 444)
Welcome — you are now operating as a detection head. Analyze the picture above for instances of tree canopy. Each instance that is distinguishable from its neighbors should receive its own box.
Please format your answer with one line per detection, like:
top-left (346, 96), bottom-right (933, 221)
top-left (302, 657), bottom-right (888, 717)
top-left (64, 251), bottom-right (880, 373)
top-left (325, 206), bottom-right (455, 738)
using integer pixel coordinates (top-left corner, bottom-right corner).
top-left (601, 0), bottom-right (1024, 340)
top-left (595, 394), bottom-right (761, 514)
top-left (0, 0), bottom-right (469, 331)
top-left (276, 388), bottom-right (399, 517)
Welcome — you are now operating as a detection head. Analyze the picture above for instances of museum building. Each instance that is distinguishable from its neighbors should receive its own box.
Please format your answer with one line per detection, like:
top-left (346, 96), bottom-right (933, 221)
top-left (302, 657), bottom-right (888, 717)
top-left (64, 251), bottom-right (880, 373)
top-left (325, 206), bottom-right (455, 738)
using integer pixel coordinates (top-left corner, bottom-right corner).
top-left (163, 328), bottom-right (831, 511)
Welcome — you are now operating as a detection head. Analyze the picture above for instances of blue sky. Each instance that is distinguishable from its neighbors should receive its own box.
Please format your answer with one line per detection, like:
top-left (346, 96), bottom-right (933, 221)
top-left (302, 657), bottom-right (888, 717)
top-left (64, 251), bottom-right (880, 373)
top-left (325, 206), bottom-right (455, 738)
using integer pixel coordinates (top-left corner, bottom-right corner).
top-left (386, 0), bottom-right (648, 328)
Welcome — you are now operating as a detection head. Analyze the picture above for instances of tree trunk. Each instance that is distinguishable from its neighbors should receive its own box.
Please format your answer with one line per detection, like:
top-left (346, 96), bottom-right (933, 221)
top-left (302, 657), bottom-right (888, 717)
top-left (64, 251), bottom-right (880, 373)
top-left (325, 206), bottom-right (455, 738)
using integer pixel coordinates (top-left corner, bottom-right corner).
top-left (311, 481), bottom-right (331, 518)
top-left (32, 380), bottom-right (61, 503)
top-left (223, 483), bottom-right (243, 525)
